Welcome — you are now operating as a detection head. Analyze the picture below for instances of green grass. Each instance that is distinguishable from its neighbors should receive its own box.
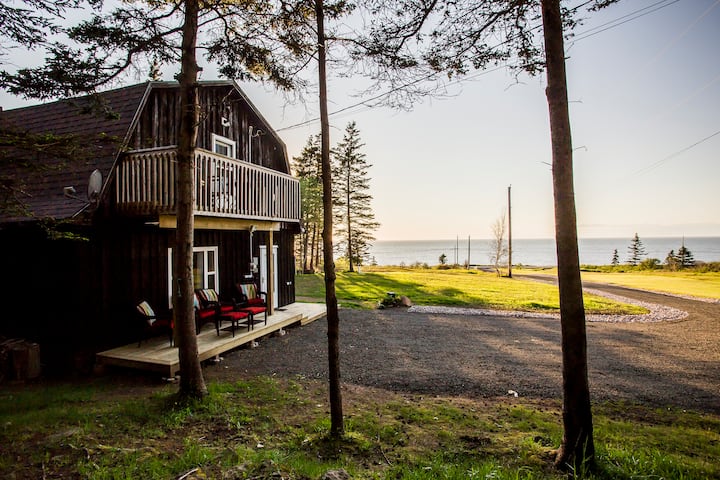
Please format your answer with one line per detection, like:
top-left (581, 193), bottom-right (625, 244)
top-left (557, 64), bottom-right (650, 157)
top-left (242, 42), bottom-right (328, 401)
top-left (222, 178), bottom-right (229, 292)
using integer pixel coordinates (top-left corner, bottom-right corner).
top-left (297, 268), bottom-right (648, 315)
top-left (1, 377), bottom-right (718, 479)
top-left (516, 268), bottom-right (720, 300)
top-left (581, 270), bottom-right (720, 300)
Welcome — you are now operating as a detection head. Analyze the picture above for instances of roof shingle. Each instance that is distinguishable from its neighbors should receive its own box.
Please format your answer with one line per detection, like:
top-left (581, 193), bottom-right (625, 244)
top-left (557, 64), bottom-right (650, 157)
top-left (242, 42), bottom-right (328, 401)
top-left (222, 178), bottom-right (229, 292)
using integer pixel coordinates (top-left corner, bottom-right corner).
top-left (0, 83), bottom-right (150, 223)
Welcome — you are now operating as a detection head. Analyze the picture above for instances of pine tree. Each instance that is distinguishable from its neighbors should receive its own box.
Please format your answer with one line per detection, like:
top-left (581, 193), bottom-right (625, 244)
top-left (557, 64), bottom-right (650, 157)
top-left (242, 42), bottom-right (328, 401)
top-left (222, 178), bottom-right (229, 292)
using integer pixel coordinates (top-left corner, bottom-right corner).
top-left (626, 233), bottom-right (647, 266)
top-left (665, 249), bottom-right (679, 270)
top-left (293, 135), bottom-right (324, 273)
top-left (677, 243), bottom-right (695, 268)
top-left (332, 121), bottom-right (380, 272)
top-left (611, 249), bottom-right (619, 266)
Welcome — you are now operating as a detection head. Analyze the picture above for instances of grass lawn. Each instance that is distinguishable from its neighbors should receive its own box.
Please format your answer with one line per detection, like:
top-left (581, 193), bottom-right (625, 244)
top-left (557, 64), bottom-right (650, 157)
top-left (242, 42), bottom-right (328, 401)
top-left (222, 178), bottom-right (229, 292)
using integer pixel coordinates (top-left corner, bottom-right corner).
top-left (1, 377), bottom-right (718, 479)
top-left (297, 268), bottom-right (648, 314)
top-left (516, 268), bottom-right (720, 300)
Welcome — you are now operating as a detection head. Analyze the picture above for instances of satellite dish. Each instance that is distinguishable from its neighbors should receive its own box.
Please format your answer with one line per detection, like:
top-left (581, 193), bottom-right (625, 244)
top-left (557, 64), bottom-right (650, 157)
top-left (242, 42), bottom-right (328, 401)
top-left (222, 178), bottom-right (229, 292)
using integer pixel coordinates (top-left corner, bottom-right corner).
top-left (87, 169), bottom-right (102, 202)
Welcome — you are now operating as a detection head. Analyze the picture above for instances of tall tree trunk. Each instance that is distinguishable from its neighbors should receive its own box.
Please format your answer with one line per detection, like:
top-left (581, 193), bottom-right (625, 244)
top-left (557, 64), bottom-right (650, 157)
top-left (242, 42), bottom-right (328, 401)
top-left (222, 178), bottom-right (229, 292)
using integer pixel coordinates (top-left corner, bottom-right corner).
top-left (316, 0), bottom-right (344, 438)
top-left (302, 222), bottom-right (309, 272)
top-left (174, 0), bottom-right (207, 399)
top-left (346, 164), bottom-right (353, 272)
top-left (310, 224), bottom-right (317, 272)
top-left (541, 0), bottom-right (594, 470)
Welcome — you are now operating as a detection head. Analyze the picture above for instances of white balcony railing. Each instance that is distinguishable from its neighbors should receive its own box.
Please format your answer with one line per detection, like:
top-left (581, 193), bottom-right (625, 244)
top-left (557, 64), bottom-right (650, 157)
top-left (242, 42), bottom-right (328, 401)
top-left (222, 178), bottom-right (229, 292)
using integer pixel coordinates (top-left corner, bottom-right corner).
top-left (115, 147), bottom-right (300, 222)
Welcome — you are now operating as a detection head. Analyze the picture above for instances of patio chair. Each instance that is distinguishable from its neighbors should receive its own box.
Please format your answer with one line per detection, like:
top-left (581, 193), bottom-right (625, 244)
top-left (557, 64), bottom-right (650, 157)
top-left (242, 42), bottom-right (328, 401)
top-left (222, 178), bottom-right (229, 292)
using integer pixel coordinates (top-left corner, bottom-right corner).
top-left (234, 282), bottom-right (268, 328)
top-left (136, 301), bottom-right (174, 347)
top-left (195, 289), bottom-right (249, 336)
top-left (235, 282), bottom-right (267, 307)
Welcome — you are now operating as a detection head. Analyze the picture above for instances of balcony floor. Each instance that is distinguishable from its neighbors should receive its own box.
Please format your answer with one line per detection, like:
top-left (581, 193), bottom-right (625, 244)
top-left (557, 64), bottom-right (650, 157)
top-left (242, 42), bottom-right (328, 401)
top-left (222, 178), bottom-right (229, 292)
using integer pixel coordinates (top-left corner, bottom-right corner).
top-left (96, 302), bottom-right (326, 377)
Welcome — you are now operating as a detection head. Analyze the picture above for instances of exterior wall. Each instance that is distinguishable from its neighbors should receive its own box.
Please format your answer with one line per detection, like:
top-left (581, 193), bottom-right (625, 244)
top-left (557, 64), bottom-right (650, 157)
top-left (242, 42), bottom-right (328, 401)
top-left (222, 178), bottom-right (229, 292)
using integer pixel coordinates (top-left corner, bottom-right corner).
top-left (0, 221), bottom-right (296, 370)
top-left (127, 85), bottom-right (287, 173)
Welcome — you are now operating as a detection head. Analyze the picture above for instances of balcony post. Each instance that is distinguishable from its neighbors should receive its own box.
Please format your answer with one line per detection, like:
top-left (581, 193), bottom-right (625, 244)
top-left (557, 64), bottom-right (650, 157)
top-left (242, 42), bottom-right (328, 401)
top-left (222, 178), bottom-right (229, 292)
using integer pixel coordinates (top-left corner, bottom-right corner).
top-left (268, 228), bottom-right (274, 316)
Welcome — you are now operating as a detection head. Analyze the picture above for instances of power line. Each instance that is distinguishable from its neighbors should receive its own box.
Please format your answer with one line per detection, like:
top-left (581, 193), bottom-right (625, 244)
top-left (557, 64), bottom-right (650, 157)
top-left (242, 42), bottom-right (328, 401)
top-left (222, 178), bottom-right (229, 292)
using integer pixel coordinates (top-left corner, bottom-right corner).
top-left (630, 128), bottom-right (720, 178)
top-left (276, 1), bottom-right (684, 133)
top-left (570, 0), bottom-right (680, 43)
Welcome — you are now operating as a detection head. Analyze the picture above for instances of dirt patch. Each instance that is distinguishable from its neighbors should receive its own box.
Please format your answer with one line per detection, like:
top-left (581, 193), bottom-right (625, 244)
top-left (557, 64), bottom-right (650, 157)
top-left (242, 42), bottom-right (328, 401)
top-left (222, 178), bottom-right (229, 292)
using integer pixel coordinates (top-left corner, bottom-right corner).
top-left (206, 286), bottom-right (720, 414)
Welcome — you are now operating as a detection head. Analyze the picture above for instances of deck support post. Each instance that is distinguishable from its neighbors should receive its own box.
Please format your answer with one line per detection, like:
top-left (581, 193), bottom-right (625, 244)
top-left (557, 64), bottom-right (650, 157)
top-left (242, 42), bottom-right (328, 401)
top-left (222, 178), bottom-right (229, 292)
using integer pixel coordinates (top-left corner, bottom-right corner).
top-left (268, 229), bottom-right (274, 315)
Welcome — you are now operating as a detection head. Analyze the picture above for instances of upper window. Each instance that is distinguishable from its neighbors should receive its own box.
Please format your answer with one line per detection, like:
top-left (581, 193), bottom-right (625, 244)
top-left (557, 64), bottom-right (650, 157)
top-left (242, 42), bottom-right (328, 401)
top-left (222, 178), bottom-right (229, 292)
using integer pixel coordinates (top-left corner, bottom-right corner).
top-left (212, 134), bottom-right (236, 159)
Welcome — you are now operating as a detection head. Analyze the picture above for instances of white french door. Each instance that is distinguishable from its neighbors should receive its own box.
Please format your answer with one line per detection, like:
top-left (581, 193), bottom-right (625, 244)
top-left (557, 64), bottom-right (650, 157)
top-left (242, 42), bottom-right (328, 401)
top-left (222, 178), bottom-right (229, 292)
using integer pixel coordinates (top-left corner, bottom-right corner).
top-left (259, 245), bottom-right (279, 309)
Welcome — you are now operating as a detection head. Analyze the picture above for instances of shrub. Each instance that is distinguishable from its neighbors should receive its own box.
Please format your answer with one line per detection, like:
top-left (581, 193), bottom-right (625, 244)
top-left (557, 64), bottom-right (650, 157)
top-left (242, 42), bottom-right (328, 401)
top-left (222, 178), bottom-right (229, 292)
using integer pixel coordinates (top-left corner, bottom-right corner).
top-left (638, 258), bottom-right (661, 270)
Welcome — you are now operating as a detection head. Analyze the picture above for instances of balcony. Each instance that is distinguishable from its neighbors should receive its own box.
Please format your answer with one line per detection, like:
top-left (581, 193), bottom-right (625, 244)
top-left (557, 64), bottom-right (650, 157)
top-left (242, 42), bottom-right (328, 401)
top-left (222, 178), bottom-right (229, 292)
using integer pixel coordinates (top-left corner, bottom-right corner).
top-left (115, 147), bottom-right (300, 223)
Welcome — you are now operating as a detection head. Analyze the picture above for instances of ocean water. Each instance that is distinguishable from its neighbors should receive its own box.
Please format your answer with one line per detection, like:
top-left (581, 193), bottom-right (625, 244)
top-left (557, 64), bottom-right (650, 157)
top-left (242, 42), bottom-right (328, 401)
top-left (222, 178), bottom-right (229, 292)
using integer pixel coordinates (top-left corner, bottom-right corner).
top-left (367, 237), bottom-right (720, 267)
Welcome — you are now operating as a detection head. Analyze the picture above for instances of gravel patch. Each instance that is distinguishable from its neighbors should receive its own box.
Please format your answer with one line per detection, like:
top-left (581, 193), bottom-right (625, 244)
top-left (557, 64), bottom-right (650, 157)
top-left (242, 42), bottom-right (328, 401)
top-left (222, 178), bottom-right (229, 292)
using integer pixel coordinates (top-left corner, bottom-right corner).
top-left (408, 287), bottom-right (688, 323)
top-left (208, 285), bottom-right (720, 413)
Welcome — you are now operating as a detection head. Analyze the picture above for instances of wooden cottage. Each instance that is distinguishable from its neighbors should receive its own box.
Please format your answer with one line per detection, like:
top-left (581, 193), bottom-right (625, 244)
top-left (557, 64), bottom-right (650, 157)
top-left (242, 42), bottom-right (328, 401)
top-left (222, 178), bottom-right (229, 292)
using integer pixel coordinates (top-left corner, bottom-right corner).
top-left (0, 81), bottom-right (301, 371)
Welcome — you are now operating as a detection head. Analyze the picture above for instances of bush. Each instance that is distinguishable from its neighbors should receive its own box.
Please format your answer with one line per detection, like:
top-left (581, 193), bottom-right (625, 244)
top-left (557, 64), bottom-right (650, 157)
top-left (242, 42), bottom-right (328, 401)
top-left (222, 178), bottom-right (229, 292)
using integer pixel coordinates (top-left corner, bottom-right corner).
top-left (694, 262), bottom-right (720, 272)
top-left (639, 258), bottom-right (661, 270)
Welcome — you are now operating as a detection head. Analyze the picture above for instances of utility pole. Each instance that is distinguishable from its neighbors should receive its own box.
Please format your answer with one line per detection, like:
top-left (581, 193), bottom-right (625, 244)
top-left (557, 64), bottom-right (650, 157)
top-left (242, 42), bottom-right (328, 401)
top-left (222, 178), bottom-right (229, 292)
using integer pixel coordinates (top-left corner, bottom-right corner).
top-left (508, 185), bottom-right (513, 278)
top-left (467, 235), bottom-right (471, 269)
top-left (455, 236), bottom-right (458, 266)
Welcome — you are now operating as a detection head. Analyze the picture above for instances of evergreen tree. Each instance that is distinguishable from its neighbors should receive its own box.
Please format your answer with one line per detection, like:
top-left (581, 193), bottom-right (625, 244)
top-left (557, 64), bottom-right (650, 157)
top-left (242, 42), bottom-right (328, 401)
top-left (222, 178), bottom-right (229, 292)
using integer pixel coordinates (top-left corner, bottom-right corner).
top-left (611, 249), bottom-right (619, 266)
top-left (0, 0), bottom-right (106, 219)
top-left (332, 121), bottom-right (380, 272)
top-left (293, 134), bottom-right (322, 178)
top-left (626, 233), bottom-right (647, 266)
top-left (677, 243), bottom-right (695, 267)
top-left (292, 135), bottom-right (324, 273)
top-left (0, 0), bottom-right (98, 62)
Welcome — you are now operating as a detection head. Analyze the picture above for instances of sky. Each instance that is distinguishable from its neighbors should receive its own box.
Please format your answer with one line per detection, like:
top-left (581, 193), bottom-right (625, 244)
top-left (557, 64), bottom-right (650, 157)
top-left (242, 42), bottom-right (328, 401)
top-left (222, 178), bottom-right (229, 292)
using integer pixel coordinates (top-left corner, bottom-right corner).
top-left (2, 0), bottom-right (719, 241)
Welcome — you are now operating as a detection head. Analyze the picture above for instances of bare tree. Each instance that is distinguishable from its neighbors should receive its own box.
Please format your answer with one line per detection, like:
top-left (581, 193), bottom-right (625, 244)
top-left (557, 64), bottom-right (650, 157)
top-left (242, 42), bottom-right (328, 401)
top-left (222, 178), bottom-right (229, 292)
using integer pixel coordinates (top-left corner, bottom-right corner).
top-left (488, 211), bottom-right (508, 276)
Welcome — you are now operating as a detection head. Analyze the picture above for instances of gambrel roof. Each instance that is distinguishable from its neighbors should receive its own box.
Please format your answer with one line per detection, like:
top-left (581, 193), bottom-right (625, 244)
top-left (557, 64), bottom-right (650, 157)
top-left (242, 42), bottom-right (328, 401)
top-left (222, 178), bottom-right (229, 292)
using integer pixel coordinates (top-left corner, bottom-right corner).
top-left (0, 81), bottom-right (288, 224)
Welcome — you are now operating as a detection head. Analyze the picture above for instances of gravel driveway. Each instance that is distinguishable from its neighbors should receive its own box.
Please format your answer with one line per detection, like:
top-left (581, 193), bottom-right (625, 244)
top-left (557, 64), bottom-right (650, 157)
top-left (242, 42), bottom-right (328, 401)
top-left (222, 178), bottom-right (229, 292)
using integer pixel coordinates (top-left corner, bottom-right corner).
top-left (207, 285), bottom-right (720, 414)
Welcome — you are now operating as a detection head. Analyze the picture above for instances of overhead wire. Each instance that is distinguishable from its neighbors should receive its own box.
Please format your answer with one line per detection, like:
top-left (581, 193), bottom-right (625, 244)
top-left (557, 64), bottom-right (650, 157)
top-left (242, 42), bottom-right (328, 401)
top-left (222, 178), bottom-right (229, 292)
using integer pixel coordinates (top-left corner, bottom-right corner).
top-left (629, 129), bottom-right (720, 179)
top-left (275, 0), bottom-right (685, 133)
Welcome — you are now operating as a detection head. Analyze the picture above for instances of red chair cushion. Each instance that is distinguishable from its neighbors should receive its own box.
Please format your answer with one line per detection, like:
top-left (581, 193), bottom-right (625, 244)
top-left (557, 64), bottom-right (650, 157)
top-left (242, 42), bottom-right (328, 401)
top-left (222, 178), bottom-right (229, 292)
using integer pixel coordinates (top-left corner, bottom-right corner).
top-left (222, 311), bottom-right (249, 320)
top-left (237, 306), bottom-right (266, 316)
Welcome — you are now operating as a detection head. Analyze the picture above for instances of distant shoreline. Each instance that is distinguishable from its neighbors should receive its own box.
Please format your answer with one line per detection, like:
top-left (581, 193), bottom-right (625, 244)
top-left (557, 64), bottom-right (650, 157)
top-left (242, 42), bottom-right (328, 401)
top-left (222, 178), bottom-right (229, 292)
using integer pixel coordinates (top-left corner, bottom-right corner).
top-left (368, 237), bottom-right (720, 267)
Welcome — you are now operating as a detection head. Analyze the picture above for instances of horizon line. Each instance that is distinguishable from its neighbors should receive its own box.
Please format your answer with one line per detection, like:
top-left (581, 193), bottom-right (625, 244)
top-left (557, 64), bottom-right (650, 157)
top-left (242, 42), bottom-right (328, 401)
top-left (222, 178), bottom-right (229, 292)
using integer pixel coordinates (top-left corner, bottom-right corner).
top-left (374, 235), bottom-right (720, 242)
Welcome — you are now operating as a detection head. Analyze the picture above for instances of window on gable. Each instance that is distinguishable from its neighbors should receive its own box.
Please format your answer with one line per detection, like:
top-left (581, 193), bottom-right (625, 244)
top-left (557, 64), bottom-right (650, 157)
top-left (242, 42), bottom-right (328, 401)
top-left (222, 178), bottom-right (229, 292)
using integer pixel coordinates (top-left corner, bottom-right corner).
top-left (212, 133), bottom-right (236, 159)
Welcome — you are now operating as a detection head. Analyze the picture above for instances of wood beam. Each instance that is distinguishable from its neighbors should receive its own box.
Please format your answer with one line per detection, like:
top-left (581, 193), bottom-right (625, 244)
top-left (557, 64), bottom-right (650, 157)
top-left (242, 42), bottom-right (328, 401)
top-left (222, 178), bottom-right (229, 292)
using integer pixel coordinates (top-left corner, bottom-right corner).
top-left (158, 215), bottom-right (279, 231)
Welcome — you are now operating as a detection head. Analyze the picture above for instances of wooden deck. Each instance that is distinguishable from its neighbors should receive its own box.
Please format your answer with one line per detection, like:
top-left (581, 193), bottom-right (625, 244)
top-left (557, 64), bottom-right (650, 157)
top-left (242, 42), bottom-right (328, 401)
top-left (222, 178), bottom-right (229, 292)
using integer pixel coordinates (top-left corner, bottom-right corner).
top-left (97, 302), bottom-right (326, 377)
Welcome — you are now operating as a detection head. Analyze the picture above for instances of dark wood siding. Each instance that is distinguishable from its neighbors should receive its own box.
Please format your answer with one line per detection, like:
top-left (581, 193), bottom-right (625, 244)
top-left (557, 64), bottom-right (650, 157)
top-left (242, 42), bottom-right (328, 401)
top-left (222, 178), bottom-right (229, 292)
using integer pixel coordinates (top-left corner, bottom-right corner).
top-left (127, 85), bottom-right (288, 173)
top-left (0, 222), bottom-right (296, 371)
